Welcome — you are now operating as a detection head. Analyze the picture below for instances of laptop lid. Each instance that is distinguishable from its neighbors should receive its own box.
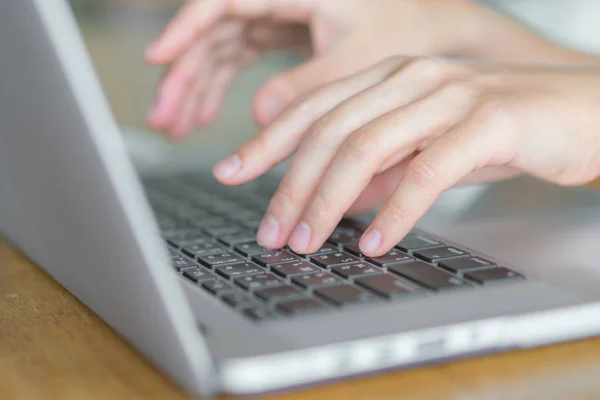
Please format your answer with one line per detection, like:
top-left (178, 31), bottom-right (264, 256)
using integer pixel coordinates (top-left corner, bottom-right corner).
top-left (0, 0), bottom-right (217, 396)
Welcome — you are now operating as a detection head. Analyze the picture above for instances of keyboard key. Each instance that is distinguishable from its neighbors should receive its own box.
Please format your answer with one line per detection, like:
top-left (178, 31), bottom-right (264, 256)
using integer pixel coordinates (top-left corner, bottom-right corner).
top-left (292, 272), bottom-right (342, 289)
top-left (199, 252), bottom-right (244, 267)
top-left (464, 267), bottom-right (524, 285)
top-left (202, 280), bottom-right (237, 296)
top-left (218, 230), bottom-right (257, 246)
top-left (170, 256), bottom-right (197, 270)
top-left (396, 235), bottom-right (442, 252)
top-left (367, 250), bottom-right (414, 267)
top-left (311, 252), bottom-right (361, 268)
top-left (327, 229), bottom-right (362, 245)
top-left (439, 257), bottom-right (496, 273)
top-left (191, 216), bottom-right (228, 229)
top-left (204, 224), bottom-right (243, 237)
top-left (252, 250), bottom-right (300, 267)
top-left (181, 267), bottom-right (215, 283)
top-left (315, 285), bottom-right (374, 306)
top-left (244, 306), bottom-right (278, 321)
top-left (388, 261), bottom-right (471, 291)
top-left (343, 244), bottom-right (363, 257)
top-left (221, 292), bottom-right (257, 309)
top-left (270, 261), bottom-right (321, 278)
top-left (168, 236), bottom-right (210, 248)
top-left (355, 275), bottom-right (417, 299)
top-left (255, 285), bottom-right (304, 302)
top-left (182, 242), bottom-right (225, 258)
top-left (292, 244), bottom-right (338, 257)
top-left (414, 246), bottom-right (470, 262)
top-left (234, 241), bottom-right (271, 257)
top-left (235, 273), bottom-right (284, 291)
top-left (331, 263), bottom-right (382, 279)
top-left (215, 262), bottom-right (265, 279)
top-left (276, 298), bottom-right (326, 314)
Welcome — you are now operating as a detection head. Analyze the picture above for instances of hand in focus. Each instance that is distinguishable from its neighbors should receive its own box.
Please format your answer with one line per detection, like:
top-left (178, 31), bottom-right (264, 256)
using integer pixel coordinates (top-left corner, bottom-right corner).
top-left (212, 56), bottom-right (600, 256)
top-left (144, 0), bottom-right (478, 138)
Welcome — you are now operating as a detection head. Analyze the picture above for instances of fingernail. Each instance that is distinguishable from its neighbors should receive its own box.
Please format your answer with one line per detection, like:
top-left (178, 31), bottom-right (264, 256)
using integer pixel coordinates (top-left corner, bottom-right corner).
top-left (257, 215), bottom-right (280, 247)
top-left (359, 229), bottom-right (382, 254)
top-left (213, 155), bottom-right (241, 180)
top-left (288, 222), bottom-right (311, 252)
top-left (260, 94), bottom-right (285, 123)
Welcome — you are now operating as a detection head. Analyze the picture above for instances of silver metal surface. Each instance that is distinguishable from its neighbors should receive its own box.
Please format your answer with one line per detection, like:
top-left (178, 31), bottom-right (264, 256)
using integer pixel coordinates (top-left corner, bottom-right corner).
top-left (0, 1), bottom-right (217, 397)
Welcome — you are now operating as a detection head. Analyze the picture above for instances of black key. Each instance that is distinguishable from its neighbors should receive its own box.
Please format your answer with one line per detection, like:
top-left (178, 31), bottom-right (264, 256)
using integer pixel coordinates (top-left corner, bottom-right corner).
top-left (181, 267), bottom-right (215, 283)
top-left (388, 261), bottom-right (471, 291)
top-left (292, 272), bottom-right (342, 289)
top-left (414, 246), bottom-right (470, 262)
top-left (396, 235), bottom-right (442, 252)
top-left (244, 307), bottom-right (277, 321)
top-left (235, 273), bottom-right (284, 291)
top-left (241, 219), bottom-right (262, 229)
top-left (327, 229), bottom-right (362, 246)
top-left (202, 279), bottom-right (237, 295)
top-left (255, 285), bottom-right (304, 302)
top-left (276, 297), bottom-right (326, 314)
top-left (311, 252), bottom-right (360, 268)
top-left (199, 252), bottom-right (244, 267)
top-left (343, 244), bottom-right (363, 257)
top-left (171, 256), bottom-right (197, 270)
top-left (355, 275), bottom-right (417, 299)
top-left (292, 244), bottom-right (338, 257)
top-left (221, 292), bottom-right (257, 309)
top-left (270, 261), bottom-right (320, 278)
top-left (464, 267), bottom-right (524, 285)
top-left (168, 236), bottom-right (211, 248)
top-left (439, 257), bottom-right (496, 273)
top-left (218, 230), bottom-right (257, 246)
top-left (315, 285), bottom-right (374, 306)
top-left (204, 224), bottom-right (243, 237)
top-left (252, 250), bottom-right (300, 267)
top-left (182, 242), bottom-right (226, 258)
top-left (190, 216), bottom-right (228, 229)
top-left (163, 229), bottom-right (207, 241)
top-left (234, 242), bottom-right (271, 257)
top-left (367, 250), bottom-right (414, 267)
top-left (215, 262), bottom-right (265, 279)
top-left (331, 263), bottom-right (382, 279)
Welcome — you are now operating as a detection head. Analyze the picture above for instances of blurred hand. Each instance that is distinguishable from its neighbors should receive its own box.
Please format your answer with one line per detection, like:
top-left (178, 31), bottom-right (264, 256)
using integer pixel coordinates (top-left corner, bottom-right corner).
top-left (212, 56), bottom-right (600, 256)
top-left (144, 0), bottom-right (478, 138)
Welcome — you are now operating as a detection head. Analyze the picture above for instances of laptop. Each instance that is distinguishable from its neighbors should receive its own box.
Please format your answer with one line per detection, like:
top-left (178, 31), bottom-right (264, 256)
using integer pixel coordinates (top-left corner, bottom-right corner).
top-left (2, 0), bottom-right (600, 397)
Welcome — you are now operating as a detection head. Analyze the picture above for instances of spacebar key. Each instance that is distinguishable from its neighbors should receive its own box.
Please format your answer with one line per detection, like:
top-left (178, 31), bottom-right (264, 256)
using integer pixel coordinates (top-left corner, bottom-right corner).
top-left (388, 261), bottom-right (471, 291)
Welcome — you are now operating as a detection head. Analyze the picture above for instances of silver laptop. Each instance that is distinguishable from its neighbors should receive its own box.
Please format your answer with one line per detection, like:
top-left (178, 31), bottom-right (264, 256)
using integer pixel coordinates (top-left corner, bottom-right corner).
top-left (2, 0), bottom-right (600, 397)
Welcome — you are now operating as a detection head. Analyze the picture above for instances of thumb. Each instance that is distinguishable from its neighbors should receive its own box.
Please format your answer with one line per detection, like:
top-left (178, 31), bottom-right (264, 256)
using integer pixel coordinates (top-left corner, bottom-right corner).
top-left (253, 54), bottom-right (349, 126)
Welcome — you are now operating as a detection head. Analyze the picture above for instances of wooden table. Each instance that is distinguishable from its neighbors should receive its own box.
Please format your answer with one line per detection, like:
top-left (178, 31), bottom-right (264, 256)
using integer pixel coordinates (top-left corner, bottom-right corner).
top-left (3, 3), bottom-right (600, 399)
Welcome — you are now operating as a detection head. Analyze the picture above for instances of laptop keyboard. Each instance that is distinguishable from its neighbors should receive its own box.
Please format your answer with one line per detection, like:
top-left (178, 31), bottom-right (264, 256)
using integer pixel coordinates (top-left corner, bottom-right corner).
top-left (143, 174), bottom-right (525, 322)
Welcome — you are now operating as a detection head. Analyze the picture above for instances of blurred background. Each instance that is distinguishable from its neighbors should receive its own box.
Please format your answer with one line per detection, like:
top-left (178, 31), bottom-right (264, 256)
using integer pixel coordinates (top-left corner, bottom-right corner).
top-left (68, 0), bottom-right (600, 168)
top-left (69, 0), bottom-right (301, 163)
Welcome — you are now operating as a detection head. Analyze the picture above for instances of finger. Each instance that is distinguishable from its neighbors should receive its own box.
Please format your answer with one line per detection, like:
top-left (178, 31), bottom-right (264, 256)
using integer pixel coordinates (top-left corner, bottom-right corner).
top-left (213, 57), bottom-right (405, 186)
top-left (286, 78), bottom-right (478, 254)
top-left (147, 41), bottom-right (213, 131)
top-left (145, 0), bottom-right (318, 64)
top-left (145, 0), bottom-right (227, 63)
top-left (196, 63), bottom-right (239, 125)
top-left (167, 60), bottom-right (216, 138)
top-left (345, 159), bottom-right (411, 216)
top-left (359, 120), bottom-right (504, 257)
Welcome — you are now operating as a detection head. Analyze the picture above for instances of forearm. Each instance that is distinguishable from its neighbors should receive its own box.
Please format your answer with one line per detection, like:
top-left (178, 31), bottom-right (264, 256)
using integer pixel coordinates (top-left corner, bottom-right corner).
top-left (433, 0), bottom-right (600, 66)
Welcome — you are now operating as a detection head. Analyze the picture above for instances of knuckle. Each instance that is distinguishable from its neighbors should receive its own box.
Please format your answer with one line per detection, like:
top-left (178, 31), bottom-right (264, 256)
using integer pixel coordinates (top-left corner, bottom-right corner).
top-left (311, 190), bottom-right (335, 218)
top-left (343, 131), bottom-right (379, 164)
top-left (380, 202), bottom-right (408, 225)
top-left (400, 56), bottom-right (446, 81)
top-left (438, 79), bottom-right (480, 100)
top-left (405, 157), bottom-right (440, 188)
top-left (306, 114), bottom-right (337, 146)
top-left (273, 181), bottom-right (298, 209)
top-left (473, 98), bottom-right (516, 132)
